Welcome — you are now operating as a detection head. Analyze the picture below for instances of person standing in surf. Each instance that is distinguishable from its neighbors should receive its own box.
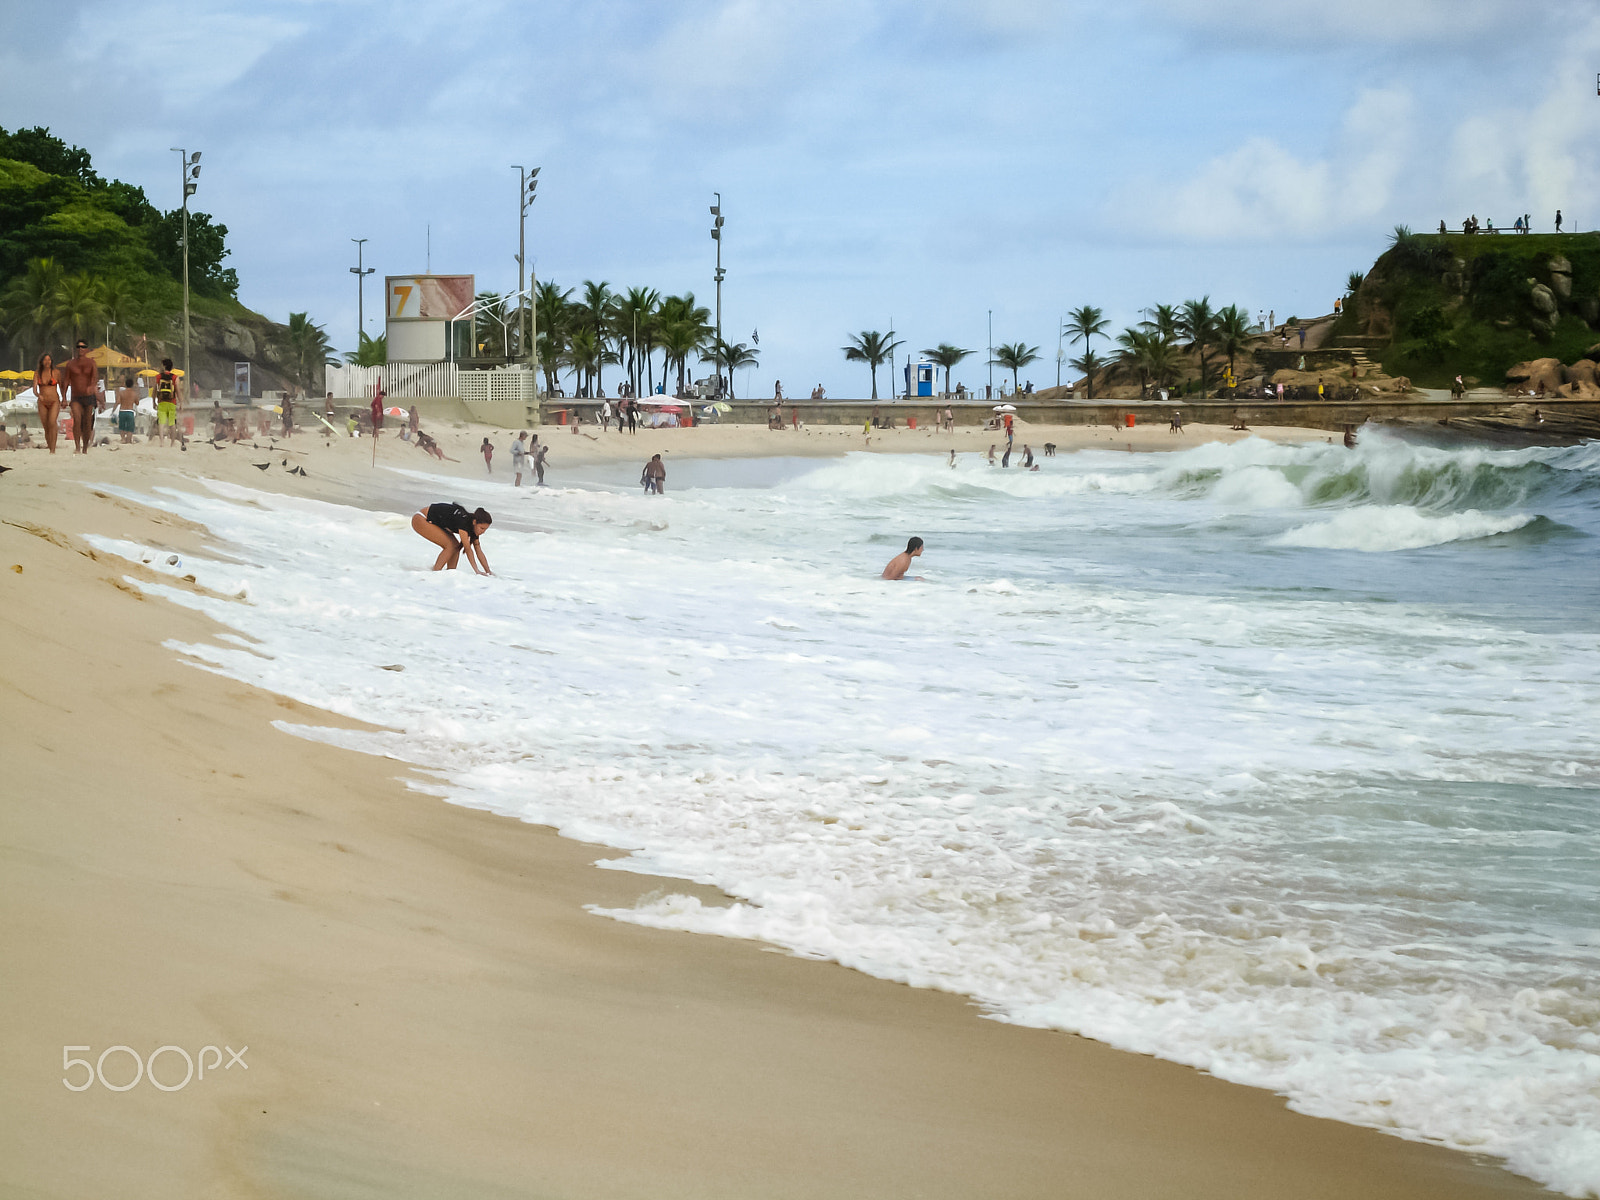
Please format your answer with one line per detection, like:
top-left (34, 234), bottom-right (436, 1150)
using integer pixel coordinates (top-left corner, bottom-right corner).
top-left (411, 502), bottom-right (493, 573)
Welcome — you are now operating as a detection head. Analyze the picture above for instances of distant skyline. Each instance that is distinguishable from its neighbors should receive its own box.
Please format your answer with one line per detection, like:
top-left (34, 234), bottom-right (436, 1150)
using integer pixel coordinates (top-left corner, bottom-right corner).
top-left (4, 0), bottom-right (1598, 396)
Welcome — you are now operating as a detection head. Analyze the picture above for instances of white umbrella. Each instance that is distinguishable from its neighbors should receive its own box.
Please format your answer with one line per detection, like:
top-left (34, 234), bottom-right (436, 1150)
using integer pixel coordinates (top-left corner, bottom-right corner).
top-left (993, 403), bottom-right (1017, 412)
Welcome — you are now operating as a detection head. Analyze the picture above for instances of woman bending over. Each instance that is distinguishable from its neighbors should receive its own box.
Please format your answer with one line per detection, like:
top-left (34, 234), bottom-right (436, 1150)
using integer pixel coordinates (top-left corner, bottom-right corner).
top-left (411, 502), bottom-right (493, 574)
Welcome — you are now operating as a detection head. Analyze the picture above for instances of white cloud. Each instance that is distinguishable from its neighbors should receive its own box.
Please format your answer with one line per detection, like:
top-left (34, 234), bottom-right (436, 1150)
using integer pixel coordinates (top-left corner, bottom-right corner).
top-left (1109, 88), bottom-right (1413, 242)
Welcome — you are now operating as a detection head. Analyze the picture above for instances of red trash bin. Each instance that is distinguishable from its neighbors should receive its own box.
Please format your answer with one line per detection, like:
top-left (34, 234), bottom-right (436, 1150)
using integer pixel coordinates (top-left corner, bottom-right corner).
top-left (1124, 413), bottom-right (1136, 428)
top-left (909, 416), bottom-right (917, 430)
top-left (183, 414), bottom-right (196, 435)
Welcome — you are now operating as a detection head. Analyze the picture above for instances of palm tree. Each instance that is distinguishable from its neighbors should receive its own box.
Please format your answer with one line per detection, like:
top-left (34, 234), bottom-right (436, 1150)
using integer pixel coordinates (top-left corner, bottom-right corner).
top-left (535, 280), bottom-right (574, 394)
top-left (1115, 326), bottom-right (1157, 396)
top-left (1178, 296), bottom-right (1218, 397)
top-left (1065, 305), bottom-right (1110, 366)
top-left (566, 327), bottom-right (600, 395)
top-left (990, 342), bottom-right (1041, 394)
top-left (1213, 304), bottom-right (1252, 388)
top-left (1142, 303), bottom-right (1180, 344)
top-left (98, 276), bottom-right (137, 346)
top-left (473, 291), bottom-right (510, 359)
top-left (285, 312), bottom-right (333, 392)
top-left (1346, 271), bottom-right (1365, 295)
top-left (920, 343), bottom-right (972, 397)
top-left (1069, 349), bottom-right (1105, 399)
top-left (0, 257), bottom-right (65, 356)
top-left (54, 273), bottom-right (105, 347)
top-left (658, 319), bottom-right (703, 396)
top-left (615, 286), bottom-right (660, 396)
top-left (344, 331), bottom-right (387, 366)
top-left (842, 330), bottom-right (902, 399)
top-left (579, 280), bottom-right (615, 394)
top-left (705, 339), bottom-right (759, 399)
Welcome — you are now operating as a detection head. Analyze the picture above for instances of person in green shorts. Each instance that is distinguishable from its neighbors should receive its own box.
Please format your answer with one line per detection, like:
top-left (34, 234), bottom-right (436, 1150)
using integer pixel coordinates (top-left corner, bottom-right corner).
top-left (155, 358), bottom-right (180, 446)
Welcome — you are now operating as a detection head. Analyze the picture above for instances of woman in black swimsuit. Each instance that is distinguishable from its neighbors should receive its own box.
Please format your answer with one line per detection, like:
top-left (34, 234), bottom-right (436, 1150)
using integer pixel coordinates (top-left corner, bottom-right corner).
top-left (411, 502), bottom-right (493, 573)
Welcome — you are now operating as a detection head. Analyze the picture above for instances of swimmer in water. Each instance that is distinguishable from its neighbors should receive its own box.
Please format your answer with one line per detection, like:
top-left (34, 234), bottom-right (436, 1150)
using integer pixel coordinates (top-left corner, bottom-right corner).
top-left (881, 536), bottom-right (924, 581)
top-left (411, 502), bottom-right (493, 573)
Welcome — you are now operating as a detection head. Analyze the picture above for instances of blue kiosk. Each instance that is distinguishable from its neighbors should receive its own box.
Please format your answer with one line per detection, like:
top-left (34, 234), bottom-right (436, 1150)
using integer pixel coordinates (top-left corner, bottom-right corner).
top-left (903, 360), bottom-right (935, 397)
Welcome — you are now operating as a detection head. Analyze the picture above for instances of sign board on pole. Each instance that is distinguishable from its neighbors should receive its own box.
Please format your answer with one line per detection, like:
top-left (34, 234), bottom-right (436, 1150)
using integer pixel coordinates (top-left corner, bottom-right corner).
top-left (386, 274), bottom-right (475, 362)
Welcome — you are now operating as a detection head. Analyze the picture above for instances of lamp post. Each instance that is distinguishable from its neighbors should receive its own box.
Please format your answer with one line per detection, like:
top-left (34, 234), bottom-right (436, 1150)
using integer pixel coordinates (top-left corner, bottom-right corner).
top-left (349, 238), bottom-right (373, 350)
top-left (169, 148), bottom-right (200, 389)
top-left (987, 309), bottom-right (993, 399)
top-left (512, 165), bottom-right (539, 376)
top-left (1056, 316), bottom-right (1064, 388)
top-left (106, 320), bottom-right (116, 351)
top-left (710, 193), bottom-right (724, 395)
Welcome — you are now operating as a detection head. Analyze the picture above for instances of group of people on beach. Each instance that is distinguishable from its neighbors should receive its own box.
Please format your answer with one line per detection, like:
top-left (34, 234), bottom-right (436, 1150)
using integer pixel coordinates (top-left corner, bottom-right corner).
top-left (1444, 211), bottom-right (1558, 236)
top-left (29, 343), bottom-right (185, 454)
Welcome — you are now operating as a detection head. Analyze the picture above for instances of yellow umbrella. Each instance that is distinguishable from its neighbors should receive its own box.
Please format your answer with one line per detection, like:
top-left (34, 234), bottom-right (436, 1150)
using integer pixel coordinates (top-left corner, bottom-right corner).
top-left (138, 368), bottom-right (160, 377)
top-left (0, 370), bottom-right (17, 380)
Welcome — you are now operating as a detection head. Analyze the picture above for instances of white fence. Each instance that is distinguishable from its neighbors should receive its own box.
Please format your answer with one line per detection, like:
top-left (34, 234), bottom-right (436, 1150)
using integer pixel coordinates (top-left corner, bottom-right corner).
top-left (325, 362), bottom-right (539, 403)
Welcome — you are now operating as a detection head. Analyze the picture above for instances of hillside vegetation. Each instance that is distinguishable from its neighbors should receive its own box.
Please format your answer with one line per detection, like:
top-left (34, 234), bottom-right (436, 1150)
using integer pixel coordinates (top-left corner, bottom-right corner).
top-left (1337, 229), bottom-right (1600, 388)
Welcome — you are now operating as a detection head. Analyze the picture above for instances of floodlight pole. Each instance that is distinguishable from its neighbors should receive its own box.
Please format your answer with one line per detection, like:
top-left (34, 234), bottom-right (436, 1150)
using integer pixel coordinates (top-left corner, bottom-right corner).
top-left (170, 147), bottom-right (200, 390)
top-left (513, 166), bottom-right (540, 382)
top-left (349, 239), bottom-right (373, 350)
top-left (711, 193), bottom-right (725, 396)
top-left (987, 309), bottom-right (993, 397)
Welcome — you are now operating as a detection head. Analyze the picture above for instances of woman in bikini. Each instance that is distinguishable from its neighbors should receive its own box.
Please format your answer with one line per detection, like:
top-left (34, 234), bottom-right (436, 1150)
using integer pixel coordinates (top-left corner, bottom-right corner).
top-left (34, 353), bottom-right (61, 454)
top-left (411, 502), bottom-right (493, 573)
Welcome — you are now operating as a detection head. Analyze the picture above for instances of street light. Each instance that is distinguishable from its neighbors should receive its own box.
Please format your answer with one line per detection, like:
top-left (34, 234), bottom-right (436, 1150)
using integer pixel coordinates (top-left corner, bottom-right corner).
top-left (349, 238), bottom-right (374, 350)
top-left (169, 148), bottom-right (201, 389)
top-left (106, 319), bottom-right (116, 351)
top-left (512, 165), bottom-right (540, 376)
top-left (710, 193), bottom-right (725, 396)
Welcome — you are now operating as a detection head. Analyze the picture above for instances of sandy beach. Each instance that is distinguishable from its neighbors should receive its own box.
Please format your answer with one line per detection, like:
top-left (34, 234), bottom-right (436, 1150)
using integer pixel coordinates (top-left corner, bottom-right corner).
top-left (0, 418), bottom-right (1553, 1199)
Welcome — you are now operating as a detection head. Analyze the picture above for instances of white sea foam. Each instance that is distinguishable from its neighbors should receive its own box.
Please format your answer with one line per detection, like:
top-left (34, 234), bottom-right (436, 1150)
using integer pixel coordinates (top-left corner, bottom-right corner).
top-left (84, 435), bottom-right (1600, 1195)
top-left (1276, 506), bottom-right (1537, 551)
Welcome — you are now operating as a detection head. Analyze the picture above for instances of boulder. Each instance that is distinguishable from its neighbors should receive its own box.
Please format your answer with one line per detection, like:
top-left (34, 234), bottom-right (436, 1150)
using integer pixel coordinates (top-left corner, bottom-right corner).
top-left (1559, 379), bottom-right (1600, 399)
top-left (220, 323), bottom-right (257, 359)
top-left (1585, 343), bottom-right (1600, 361)
top-left (1529, 282), bottom-right (1559, 315)
top-left (1504, 357), bottom-right (1564, 395)
top-left (1564, 358), bottom-right (1598, 388)
top-left (1548, 256), bottom-right (1573, 300)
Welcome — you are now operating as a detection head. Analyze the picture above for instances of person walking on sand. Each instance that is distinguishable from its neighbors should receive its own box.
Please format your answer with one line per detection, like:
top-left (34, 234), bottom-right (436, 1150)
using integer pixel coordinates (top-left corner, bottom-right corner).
top-left (644, 453), bottom-right (666, 494)
top-left (881, 536), bottom-right (924, 581)
top-left (281, 389), bottom-right (294, 437)
top-left (481, 437), bottom-right (494, 473)
top-left (601, 398), bottom-right (612, 432)
top-left (60, 340), bottom-right (99, 454)
top-left (411, 502), bottom-right (493, 573)
top-left (115, 375), bottom-right (139, 443)
top-left (1170, 410), bottom-right (1185, 434)
top-left (33, 352), bottom-right (62, 454)
top-left (511, 430), bottom-right (528, 487)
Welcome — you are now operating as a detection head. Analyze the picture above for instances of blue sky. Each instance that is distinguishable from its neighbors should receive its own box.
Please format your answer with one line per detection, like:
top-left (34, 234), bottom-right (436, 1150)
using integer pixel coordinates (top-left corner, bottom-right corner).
top-left (6, 0), bottom-right (1599, 396)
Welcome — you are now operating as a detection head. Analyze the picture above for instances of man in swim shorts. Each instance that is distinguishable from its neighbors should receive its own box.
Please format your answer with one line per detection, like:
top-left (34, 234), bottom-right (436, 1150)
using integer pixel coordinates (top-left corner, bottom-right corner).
top-left (644, 453), bottom-right (666, 494)
top-left (115, 375), bottom-right (139, 443)
top-left (60, 341), bottom-right (100, 454)
top-left (882, 536), bottom-right (924, 580)
top-left (411, 502), bottom-right (493, 573)
top-left (155, 358), bottom-right (180, 446)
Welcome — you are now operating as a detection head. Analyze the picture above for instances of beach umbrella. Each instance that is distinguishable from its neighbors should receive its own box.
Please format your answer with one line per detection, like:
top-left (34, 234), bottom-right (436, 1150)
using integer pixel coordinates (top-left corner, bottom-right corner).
top-left (138, 368), bottom-right (160, 377)
top-left (386, 406), bottom-right (405, 416)
top-left (0, 370), bottom-right (17, 380)
top-left (994, 403), bottom-right (1017, 412)
top-left (711, 401), bottom-right (732, 412)
top-left (657, 405), bottom-right (682, 413)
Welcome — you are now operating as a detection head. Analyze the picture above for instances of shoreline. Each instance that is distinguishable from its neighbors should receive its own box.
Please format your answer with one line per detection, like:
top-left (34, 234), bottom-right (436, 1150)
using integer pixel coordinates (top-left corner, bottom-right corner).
top-left (0, 426), bottom-right (1557, 1198)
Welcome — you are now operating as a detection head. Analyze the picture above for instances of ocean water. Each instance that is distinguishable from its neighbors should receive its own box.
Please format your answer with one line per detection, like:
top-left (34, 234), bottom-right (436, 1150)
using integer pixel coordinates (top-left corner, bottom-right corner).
top-left (90, 430), bottom-right (1599, 1195)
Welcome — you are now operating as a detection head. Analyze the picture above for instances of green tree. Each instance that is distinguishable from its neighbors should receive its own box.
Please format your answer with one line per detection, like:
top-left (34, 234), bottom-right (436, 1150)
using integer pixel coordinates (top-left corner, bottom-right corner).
top-left (148, 209), bottom-right (237, 298)
top-left (1213, 304), bottom-right (1253, 385)
top-left (1065, 305), bottom-right (1110, 365)
top-left (843, 329), bottom-right (902, 399)
top-left (615, 285), bottom-right (661, 396)
top-left (0, 256), bottom-right (65, 357)
top-left (534, 280), bottom-right (575, 394)
top-left (578, 280), bottom-right (615, 393)
top-left (54, 272), bottom-right (105, 346)
top-left (1346, 271), bottom-right (1365, 295)
top-left (473, 291), bottom-right (510, 359)
top-left (1178, 296), bottom-right (1219, 396)
top-left (285, 312), bottom-right (333, 391)
top-left (920, 343), bottom-right (972, 396)
top-left (658, 318), bottom-right (704, 396)
top-left (566, 327), bottom-right (600, 394)
top-left (705, 339), bottom-right (759, 399)
top-left (1069, 348), bottom-right (1105, 399)
top-left (990, 341), bottom-right (1040, 393)
top-left (344, 330), bottom-right (386, 366)
top-left (1115, 326), bottom-right (1158, 396)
